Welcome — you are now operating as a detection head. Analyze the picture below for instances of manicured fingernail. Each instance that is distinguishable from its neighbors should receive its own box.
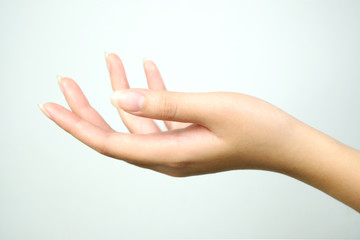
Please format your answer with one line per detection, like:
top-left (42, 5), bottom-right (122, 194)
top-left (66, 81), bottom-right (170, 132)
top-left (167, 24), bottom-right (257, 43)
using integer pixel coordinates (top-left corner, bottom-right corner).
top-left (38, 104), bottom-right (52, 119)
top-left (142, 57), bottom-right (150, 64)
top-left (56, 75), bottom-right (65, 94)
top-left (142, 57), bottom-right (155, 70)
top-left (56, 75), bottom-right (63, 82)
top-left (111, 91), bottom-right (144, 112)
top-left (104, 51), bottom-right (111, 72)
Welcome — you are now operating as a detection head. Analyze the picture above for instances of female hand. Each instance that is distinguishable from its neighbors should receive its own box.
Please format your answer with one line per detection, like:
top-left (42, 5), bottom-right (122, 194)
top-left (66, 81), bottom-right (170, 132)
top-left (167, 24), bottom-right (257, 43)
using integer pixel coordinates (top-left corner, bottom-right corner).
top-left (40, 53), bottom-right (299, 177)
top-left (40, 53), bottom-right (360, 211)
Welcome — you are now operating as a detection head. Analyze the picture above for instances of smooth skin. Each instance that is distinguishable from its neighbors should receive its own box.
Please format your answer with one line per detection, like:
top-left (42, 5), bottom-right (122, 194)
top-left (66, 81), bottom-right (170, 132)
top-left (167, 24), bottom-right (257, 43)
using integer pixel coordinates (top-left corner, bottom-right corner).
top-left (40, 52), bottom-right (360, 212)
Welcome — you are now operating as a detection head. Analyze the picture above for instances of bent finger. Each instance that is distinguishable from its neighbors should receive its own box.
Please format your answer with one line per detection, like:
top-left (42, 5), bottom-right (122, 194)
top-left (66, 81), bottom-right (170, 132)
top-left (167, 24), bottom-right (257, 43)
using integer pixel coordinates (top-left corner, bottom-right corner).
top-left (105, 53), bottom-right (160, 133)
top-left (143, 58), bottom-right (192, 130)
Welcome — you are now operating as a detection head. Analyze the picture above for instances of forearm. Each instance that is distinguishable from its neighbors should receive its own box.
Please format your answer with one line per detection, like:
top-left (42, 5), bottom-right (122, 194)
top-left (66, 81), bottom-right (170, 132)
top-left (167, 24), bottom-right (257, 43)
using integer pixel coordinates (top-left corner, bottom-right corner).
top-left (279, 121), bottom-right (360, 212)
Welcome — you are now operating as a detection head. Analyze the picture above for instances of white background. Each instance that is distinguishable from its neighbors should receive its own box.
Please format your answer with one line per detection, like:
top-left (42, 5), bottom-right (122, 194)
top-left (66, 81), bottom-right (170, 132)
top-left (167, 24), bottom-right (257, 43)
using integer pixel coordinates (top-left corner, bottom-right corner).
top-left (0, 0), bottom-right (359, 238)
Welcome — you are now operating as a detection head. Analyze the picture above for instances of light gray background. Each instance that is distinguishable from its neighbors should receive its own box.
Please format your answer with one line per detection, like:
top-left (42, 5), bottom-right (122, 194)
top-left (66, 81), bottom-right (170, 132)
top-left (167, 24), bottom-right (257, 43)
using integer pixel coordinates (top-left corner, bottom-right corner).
top-left (0, 0), bottom-right (359, 239)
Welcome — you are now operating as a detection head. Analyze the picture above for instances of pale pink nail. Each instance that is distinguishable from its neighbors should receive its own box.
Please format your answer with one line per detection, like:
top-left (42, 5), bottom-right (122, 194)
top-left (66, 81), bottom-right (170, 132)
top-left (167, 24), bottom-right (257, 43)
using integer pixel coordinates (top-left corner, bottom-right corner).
top-left (111, 91), bottom-right (144, 112)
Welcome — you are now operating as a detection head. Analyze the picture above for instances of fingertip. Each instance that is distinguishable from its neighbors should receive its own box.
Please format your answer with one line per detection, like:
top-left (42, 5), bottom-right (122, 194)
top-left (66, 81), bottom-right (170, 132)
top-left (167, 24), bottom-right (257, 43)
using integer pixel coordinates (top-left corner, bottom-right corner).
top-left (142, 57), bottom-right (150, 64)
top-left (56, 75), bottom-right (63, 83)
top-left (57, 76), bottom-right (75, 95)
top-left (41, 102), bottom-right (58, 112)
top-left (105, 52), bottom-right (112, 72)
top-left (143, 58), bottom-right (157, 72)
top-left (105, 51), bottom-right (114, 63)
top-left (39, 103), bottom-right (52, 119)
top-left (111, 90), bottom-right (144, 113)
top-left (56, 75), bottom-right (63, 89)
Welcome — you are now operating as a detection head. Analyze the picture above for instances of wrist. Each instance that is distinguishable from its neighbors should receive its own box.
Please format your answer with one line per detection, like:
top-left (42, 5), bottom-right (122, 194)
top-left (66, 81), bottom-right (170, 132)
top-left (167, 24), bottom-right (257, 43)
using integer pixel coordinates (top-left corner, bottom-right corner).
top-left (275, 120), bottom-right (360, 211)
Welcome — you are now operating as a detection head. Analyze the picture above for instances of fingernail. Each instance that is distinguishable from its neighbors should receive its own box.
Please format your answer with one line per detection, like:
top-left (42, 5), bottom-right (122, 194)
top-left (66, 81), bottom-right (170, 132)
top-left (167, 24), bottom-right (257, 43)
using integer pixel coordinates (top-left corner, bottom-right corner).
top-left (111, 91), bottom-right (144, 112)
top-left (56, 74), bottom-right (63, 83)
top-left (142, 57), bottom-right (155, 70)
top-left (104, 51), bottom-right (111, 72)
top-left (142, 57), bottom-right (150, 64)
top-left (56, 75), bottom-right (65, 94)
top-left (38, 104), bottom-right (52, 119)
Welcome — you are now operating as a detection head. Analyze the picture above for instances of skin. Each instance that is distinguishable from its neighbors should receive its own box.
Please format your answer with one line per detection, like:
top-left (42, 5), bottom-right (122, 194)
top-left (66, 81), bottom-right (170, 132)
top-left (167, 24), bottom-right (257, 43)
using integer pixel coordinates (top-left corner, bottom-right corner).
top-left (40, 52), bottom-right (360, 212)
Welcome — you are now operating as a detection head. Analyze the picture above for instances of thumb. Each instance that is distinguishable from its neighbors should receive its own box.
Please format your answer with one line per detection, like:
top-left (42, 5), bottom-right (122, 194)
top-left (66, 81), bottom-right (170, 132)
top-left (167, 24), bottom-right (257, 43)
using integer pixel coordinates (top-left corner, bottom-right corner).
top-left (111, 89), bottom-right (212, 125)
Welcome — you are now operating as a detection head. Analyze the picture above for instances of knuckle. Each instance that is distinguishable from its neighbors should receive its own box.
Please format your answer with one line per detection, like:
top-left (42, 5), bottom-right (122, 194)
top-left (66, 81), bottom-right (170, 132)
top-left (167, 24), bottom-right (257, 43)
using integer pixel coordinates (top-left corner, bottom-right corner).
top-left (96, 132), bottom-right (113, 157)
top-left (97, 141), bottom-right (108, 156)
top-left (157, 95), bottom-right (178, 120)
top-left (167, 171), bottom-right (189, 178)
top-left (168, 159), bottom-right (186, 169)
top-left (166, 157), bottom-right (191, 174)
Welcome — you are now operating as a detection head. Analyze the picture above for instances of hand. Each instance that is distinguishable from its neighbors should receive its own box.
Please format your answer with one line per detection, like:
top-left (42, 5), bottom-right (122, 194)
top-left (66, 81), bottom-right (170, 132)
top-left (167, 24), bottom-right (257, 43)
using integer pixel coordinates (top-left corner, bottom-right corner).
top-left (40, 53), bottom-right (300, 177)
top-left (40, 53), bottom-right (360, 212)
